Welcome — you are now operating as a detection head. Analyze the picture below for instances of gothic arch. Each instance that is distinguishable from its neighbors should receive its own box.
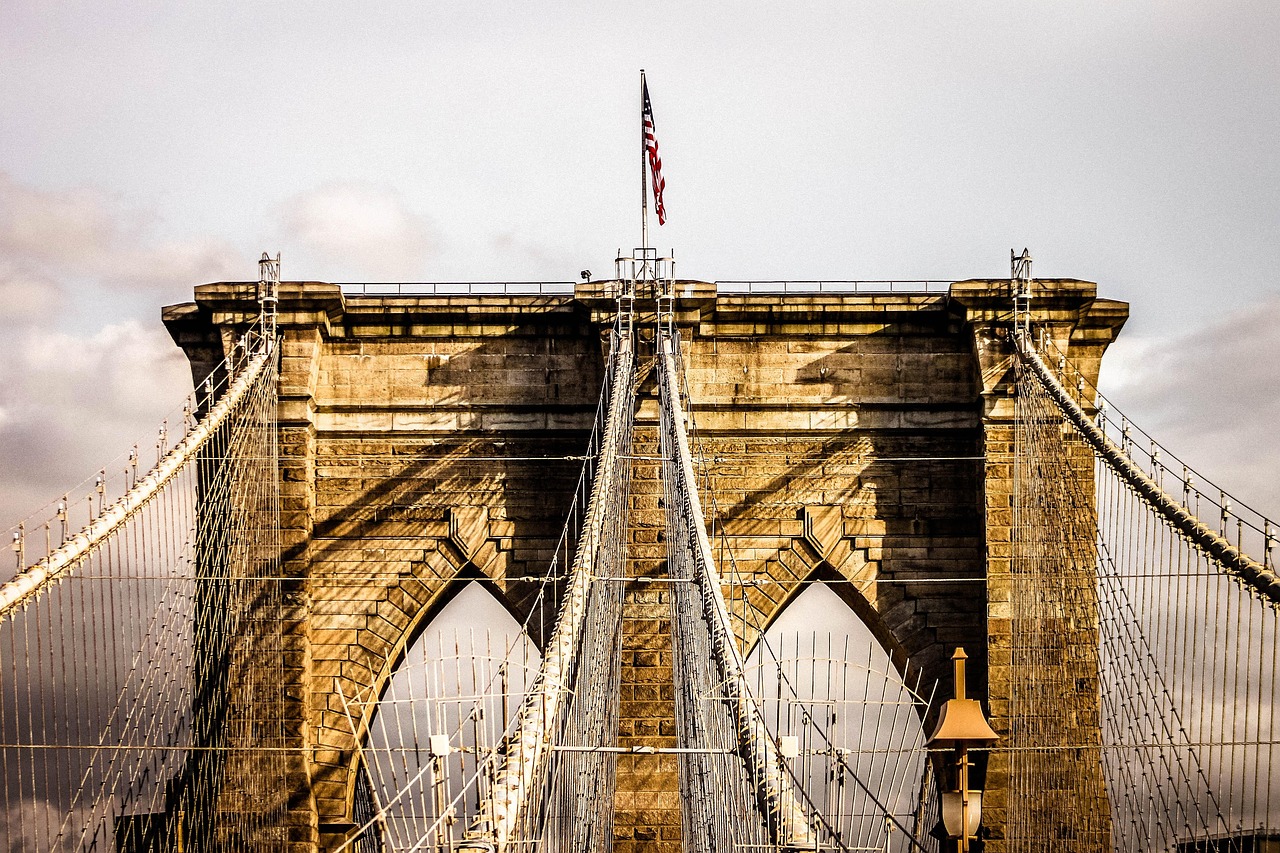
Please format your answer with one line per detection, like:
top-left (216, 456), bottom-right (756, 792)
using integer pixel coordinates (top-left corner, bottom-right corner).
top-left (344, 579), bottom-right (542, 837)
top-left (309, 524), bottom-right (547, 830)
top-left (363, 560), bottom-right (540, 729)
top-left (748, 559), bottom-right (915, 688)
top-left (737, 507), bottom-right (986, 735)
top-left (744, 540), bottom-right (925, 718)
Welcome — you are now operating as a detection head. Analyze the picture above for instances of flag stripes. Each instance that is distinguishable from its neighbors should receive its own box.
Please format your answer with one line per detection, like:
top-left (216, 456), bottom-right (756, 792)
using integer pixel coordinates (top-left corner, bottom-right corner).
top-left (642, 79), bottom-right (667, 225)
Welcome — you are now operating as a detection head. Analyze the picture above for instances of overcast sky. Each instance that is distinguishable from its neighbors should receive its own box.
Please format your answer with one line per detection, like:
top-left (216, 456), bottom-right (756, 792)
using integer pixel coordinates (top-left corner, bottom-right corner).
top-left (1, 0), bottom-right (1277, 527)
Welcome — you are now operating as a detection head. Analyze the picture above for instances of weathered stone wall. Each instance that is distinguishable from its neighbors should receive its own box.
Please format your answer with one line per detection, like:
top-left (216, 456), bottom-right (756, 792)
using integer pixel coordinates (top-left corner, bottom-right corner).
top-left (168, 287), bottom-right (604, 850)
top-left (164, 277), bottom-right (1126, 852)
top-left (956, 280), bottom-right (1127, 851)
top-left (614, 421), bottom-right (682, 852)
top-left (677, 294), bottom-right (988, 696)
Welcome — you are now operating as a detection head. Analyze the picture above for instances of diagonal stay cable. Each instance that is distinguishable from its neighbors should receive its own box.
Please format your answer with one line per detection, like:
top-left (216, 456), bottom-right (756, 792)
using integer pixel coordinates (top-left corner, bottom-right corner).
top-left (0, 329), bottom-right (277, 620)
top-left (467, 322), bottom-right (636, 848)
top-left (662, 326), bottom-right (933, 853)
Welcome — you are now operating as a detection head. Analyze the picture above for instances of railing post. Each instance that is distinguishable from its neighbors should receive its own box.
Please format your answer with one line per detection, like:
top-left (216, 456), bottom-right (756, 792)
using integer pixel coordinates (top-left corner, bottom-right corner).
top-left (1266, 520), bottom-right (1275, 571)
top-left (1015, 334), bottom-right (1280, 599)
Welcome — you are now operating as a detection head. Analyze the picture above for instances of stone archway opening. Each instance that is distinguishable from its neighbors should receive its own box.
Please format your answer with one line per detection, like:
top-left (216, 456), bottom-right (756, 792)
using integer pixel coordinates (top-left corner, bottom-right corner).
top-left (359, 582), bottom-right (542, 849)
top-left (742, 582), bottom-right (940, 850)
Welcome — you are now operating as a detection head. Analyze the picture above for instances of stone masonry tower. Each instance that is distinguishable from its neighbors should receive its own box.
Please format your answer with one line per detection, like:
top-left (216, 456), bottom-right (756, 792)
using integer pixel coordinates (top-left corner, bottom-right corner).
top-left (164, 275), bottom-right (1126, 852)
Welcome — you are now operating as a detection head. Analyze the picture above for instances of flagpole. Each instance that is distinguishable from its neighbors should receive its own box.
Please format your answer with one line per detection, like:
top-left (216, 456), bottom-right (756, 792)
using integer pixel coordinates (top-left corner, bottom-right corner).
top-left (640, 69), bottom-right (649, 252)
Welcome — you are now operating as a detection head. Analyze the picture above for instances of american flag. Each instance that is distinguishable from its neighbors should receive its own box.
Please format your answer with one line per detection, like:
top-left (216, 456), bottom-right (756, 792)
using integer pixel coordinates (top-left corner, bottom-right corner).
top-left (642, 79), bottom-right (667, 225)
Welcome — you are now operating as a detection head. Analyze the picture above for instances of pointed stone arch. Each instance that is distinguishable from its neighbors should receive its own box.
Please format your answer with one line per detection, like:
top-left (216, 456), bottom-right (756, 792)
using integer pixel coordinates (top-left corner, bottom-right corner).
top-left (727, 504), bottom-right (985, 729)
top-left (737, 529), bottom-right (922, 710)
top-left (343, 580), bottom-right (542, 845)
top-left (308, 505), bottom-right (558, 835)
top-left (746, 560), bottom-right (915, 689)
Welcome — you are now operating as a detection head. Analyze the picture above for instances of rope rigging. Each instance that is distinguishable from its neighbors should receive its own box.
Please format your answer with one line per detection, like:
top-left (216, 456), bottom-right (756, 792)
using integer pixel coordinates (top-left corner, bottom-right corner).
top-left (2, 255), bottom-right (1278, 853)
top-left (0, 315), bottom-right (287, 852)
top-left (1006, 321), bottom-right (1279, 852)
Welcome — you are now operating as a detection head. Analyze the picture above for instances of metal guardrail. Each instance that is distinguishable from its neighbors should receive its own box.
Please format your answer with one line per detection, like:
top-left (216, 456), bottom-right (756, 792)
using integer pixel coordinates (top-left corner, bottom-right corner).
top-left (339, 280), bottom-right (956, 296)
top-left (716, 280), bottom-right (952, 294)
top-left (339, 282), bottom-right (577, 295)
top-left (1032, 330), bottom-right (1277, 578)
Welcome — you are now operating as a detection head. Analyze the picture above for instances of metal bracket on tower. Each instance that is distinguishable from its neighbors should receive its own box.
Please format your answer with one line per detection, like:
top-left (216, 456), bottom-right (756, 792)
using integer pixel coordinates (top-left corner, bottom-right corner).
top-left (258, 252), bottom-right (281, 341)
top-left (655, 256), bottom-right (675, 340)
top-left (613, 246), bottom-right (675, 337)
top-left (613, 250), bottom-right (637, 340)
top-left (1011, 247), bottom-right (1033, 341)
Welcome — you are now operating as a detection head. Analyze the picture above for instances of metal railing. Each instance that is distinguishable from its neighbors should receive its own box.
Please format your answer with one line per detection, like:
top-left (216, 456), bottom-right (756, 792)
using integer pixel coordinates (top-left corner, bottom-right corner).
top-left (1033, 330), bottom-right (1276, 578)
top-left (339, 281), bottom-right (577, 296)
top-left (715, 280), bottom-right (952, 294)
top-left (339, 280), bottom-right (956, 296)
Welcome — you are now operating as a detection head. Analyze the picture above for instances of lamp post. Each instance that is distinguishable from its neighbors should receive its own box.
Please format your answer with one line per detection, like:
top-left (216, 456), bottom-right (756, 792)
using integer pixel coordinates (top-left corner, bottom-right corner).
top-left (926, 648), bottom-right (999, 852)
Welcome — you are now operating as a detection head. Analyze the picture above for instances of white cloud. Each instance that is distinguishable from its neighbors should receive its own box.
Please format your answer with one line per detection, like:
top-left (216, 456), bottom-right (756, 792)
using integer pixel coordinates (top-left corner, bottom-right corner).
top-left (281, 183), bottom-right (439, 279)
top-left (1, 795), bottom-right (89, 852)
top-left (1099, 294), bottom-right (1280, 513)
top-left (106, 237), bottom-right (245, 295)
top-left (0, 172), bottom-right (241, 296)
top-left (0, 173), bottom-right (118, 265)
top-left (0, 262), bottom-right (66, 324)
top-left (0, 320), bottom-right (191, 526)
top-left (0, 172), bottom-right (223, 526)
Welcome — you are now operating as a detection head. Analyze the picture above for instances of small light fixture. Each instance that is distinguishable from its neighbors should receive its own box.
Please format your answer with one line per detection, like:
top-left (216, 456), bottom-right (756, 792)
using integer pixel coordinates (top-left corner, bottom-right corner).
top-left (580, 269), bottom-right (592, 281)
top-left (927, 647), bottom-right (999, 852)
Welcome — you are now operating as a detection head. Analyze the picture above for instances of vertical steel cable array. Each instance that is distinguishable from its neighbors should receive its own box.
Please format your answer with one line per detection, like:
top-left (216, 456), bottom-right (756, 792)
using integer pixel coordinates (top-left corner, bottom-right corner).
top-left (182, 326), bottom-right (286, 852)
top-left (668, 330), bottom-right (941, 852)
top-left (0, 320), bottom-right (286, 852)
top-left (538, 326), bottom-right (634, 853)
top-left (10, 284), bottom-right (1277, 853)
top-left (352, 624), bottom-right (542, 851)
top-left (1012, 329), bottom-right (1279, 851)
top-left (658, 325), bottom-right (837, 852)
top-left (466, 321), bottom-right (634, 851)
top-left (341, 319), bottom-right (631, 852)
top-left (664, 317), bottom-right (940, 852)
top-left (1008, 344), bottom-right (1116, 850)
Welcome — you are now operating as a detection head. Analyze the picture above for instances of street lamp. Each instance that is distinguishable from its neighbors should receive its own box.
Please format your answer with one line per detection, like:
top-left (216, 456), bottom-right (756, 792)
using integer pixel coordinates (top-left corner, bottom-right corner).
top-left (926, 647), bottom-right (999, 852)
